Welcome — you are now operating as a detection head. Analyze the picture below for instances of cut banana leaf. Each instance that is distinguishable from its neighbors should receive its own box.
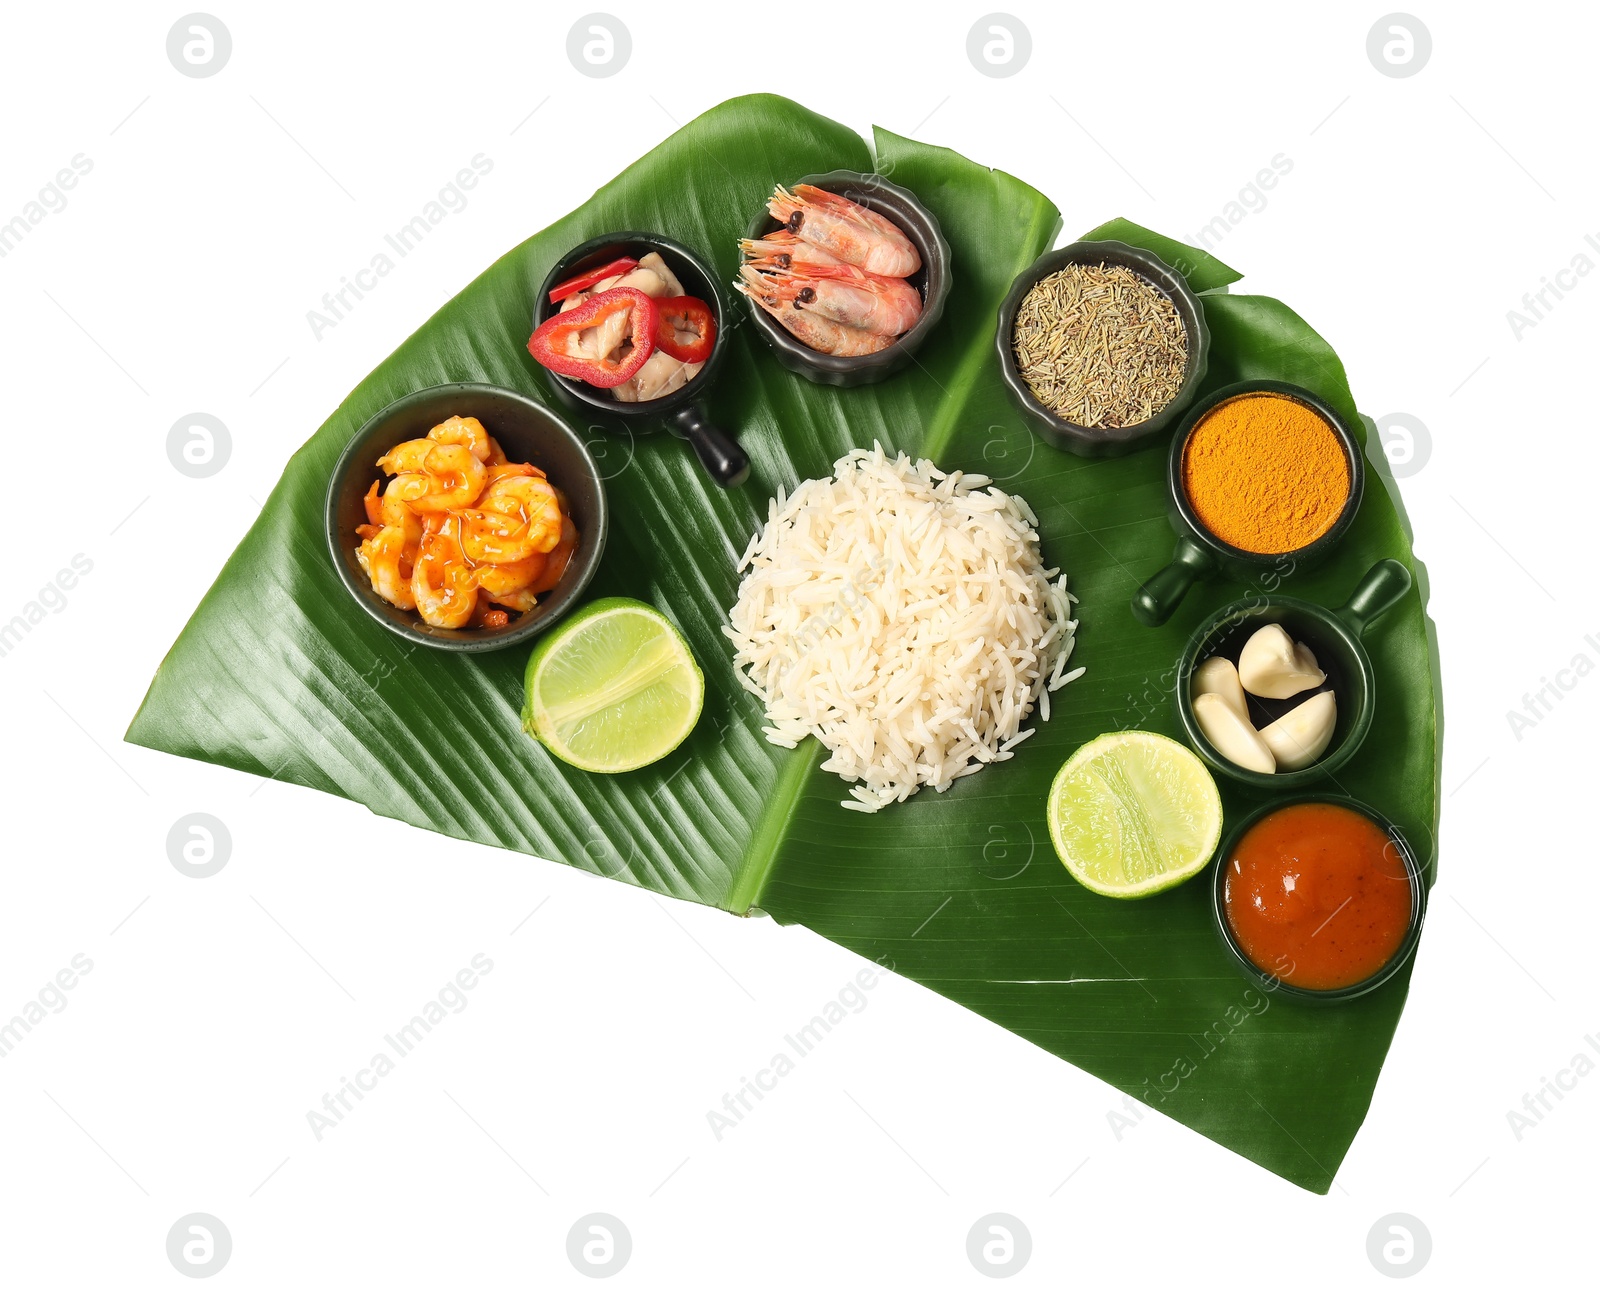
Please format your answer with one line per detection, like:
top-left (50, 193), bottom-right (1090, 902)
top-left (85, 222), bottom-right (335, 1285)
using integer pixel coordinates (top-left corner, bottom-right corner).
top-left (128, 94), bottom-right (1440, 1193)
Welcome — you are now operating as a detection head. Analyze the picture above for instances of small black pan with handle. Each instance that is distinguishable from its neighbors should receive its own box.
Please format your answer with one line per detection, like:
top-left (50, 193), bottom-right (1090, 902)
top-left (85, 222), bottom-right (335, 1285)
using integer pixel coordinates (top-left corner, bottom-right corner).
top-left (530, 231), bottom-right (748, 488)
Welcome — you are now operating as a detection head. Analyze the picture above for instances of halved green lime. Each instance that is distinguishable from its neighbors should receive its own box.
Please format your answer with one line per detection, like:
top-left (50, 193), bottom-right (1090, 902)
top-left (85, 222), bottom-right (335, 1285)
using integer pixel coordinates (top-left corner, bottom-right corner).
top-left (1048, 731), bottom-right (1223, 899)
top-left (522, 597), bottom-right (704, 774)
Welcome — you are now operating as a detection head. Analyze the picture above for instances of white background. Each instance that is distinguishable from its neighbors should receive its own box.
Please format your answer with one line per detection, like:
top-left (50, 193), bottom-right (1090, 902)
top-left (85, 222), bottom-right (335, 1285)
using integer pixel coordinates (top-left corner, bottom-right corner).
top-left (1, 1), bottom-right (1593, 1286)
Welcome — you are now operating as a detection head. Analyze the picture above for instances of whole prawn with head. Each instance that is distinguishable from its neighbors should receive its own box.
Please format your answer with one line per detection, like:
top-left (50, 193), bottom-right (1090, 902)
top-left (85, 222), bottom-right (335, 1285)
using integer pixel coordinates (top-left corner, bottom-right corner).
top-left (738, 184), bottom-right (925, 358)
top-left (767, 185), bottom-right (921, 278)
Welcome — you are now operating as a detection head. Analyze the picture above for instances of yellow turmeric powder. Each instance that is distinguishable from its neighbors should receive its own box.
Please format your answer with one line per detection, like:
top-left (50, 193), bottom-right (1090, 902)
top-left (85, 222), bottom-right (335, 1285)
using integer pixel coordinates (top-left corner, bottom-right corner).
top-left (1182, 394), bottom-right (1350, 554)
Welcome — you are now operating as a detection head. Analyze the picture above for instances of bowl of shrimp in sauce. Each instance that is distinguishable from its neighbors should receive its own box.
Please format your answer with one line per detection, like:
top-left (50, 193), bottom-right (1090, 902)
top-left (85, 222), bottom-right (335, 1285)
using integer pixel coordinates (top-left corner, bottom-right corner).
top-left (738, 170), bottom-right (951, 387)
top-left (325, 382), bottom-right (608, 653)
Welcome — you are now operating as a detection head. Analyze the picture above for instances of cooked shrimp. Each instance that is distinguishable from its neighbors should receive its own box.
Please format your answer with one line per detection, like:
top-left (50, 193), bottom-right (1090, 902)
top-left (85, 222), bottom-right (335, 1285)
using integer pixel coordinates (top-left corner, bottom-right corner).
top-left (427, 415), bottom-right (493, 462)
top-left (766, 184), bottom-right (921, 277)
top-left (528, 516), bottom-right (578, 595)
top-left (477, 553), bottom-right (548, 612)
top-left (736, 269), bottom-right (895, 356)
top-left (749, 264), bottom-right (921, 336)
top-left (376, 438), bottom-right (438, 473)
top-left (375, 476), bottom-right (425, 528)
top-left (739, 231), bottom-right (846, 271)
top-left (356, 518), bottom-right (421, 611)
top-left (411, 515), bottom-right (477, 628)
top-left (484, 459), bottom-right (543, 488)
top-left (457, 507), bottom-right (545, 564)
top-left (361, 417), bottom-right (578, 629)
top-left (479, 475), bottom-right (564, 554)
top-left (796, 184), bottom-right (910, 241)
top-left (377, 441), bottom-right (488, 512)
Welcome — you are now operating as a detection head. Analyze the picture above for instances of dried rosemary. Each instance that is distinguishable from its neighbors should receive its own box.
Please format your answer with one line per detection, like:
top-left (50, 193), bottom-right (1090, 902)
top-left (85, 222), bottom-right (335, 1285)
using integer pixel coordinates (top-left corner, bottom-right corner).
top-left (1011, 263), bottom-right (1188, 429)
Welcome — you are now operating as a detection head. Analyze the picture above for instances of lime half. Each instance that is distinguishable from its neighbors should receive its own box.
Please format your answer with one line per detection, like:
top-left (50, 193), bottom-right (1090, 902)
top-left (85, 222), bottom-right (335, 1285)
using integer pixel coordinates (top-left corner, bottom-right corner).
top-left (1048, 731), bottom-right (1223, 898)
top-left (522, 597), bottom-right (704, 773)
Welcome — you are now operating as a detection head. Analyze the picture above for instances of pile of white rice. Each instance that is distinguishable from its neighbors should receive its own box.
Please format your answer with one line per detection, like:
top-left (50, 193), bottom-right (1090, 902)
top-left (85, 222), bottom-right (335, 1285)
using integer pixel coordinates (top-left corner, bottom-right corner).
top-left (725, 444), bottom-right (1083, 812)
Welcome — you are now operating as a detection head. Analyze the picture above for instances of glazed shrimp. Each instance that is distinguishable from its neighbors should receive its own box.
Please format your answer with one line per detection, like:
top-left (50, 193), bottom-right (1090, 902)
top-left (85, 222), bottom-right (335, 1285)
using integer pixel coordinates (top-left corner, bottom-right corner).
top-left (367, 476), bottom-right (427, 529)
top-left (527, 516), bottom-right (579, 596)
top-left (749, 264), bottom-right (921, 336)
top-left (766, 184), bottom-right (921, 277)
top-left (427, 415), bottom-right (494, 462)
top-left (457, 507), bottom-right (546, 564)
top-left (483, 458), bottom-right (544, 488)
top-left (478, 475), bottom-right (564, 553)
top-left (739, 231), bottom-right (845, 271)
top-left (477, 552), bottom-right (549, 613)
top-left (377, 440), bottom-right (488, 512)
top-left (356, 512), bottom-right (421, 612)
top-left (736, 269), bottom-right (895, 357)
top-left (411, 515), bottom-right (477, 628)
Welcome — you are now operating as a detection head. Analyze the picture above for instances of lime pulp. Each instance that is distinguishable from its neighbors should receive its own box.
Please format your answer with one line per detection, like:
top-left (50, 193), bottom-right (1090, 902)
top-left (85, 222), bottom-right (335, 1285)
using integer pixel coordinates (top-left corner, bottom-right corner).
top-left (522, 597), bottom-right (704, 774)
top-left (1048, 731), bottom-right (1223, 898)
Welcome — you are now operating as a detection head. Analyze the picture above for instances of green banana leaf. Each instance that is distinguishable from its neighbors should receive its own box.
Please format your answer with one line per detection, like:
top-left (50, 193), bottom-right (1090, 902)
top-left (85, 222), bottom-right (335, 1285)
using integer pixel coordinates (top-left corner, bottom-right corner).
top-left (127, 94), bottom-right (1440, 1193)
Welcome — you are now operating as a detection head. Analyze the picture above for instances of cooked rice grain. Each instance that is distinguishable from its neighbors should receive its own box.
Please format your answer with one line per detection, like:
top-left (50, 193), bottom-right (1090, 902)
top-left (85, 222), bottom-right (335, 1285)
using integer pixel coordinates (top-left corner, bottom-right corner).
top-left (723, 444), bottom-right (1081, 812)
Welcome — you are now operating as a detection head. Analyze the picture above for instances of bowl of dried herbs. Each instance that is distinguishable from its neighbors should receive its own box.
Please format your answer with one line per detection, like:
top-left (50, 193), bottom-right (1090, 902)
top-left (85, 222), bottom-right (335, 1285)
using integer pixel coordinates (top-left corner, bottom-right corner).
top-left (996, 239), bottom-right (1210, 458)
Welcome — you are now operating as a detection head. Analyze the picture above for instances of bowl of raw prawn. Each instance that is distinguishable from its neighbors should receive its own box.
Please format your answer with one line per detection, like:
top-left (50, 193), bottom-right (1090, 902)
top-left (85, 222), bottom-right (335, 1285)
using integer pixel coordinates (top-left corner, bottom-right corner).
top-left (739, 170), bottom-right (951, 387)
top-left (325, 383), bottom-right (608, 653)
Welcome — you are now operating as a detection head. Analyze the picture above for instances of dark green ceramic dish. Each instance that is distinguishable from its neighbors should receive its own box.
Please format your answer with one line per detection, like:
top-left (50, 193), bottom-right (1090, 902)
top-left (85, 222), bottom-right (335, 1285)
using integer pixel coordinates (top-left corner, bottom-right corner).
top-left (325, 382), bottom-right (607, 653)
top-left (1131, 379), bottom-right (1366, 627)
top-left (533, 231), bottom-right (747, 488)
top-left (1211, 793), bottom-right (1427, 1006)
top-left (1175, 559), bottom-right (1412, 792)
top-left (996, 238), bottom-right (1211, 459)
top-left (740, 169), bottom-right (952, 388)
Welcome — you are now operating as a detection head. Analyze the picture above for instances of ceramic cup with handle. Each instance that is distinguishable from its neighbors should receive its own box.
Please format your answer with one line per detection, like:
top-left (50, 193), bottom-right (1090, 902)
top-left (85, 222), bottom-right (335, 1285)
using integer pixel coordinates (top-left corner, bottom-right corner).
top-left (1131, 380), bottom-right (1366, 628)
top-left (1174, 558), bottom-right (1413, 791)
top-left (531, 231), bottom-right (748, 488)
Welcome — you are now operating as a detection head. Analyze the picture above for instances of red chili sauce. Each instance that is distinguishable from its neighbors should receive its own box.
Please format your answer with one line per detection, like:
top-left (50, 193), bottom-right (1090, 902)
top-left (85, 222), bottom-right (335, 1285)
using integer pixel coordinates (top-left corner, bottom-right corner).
top-left (1223, 802), bottom-right (1412, 991)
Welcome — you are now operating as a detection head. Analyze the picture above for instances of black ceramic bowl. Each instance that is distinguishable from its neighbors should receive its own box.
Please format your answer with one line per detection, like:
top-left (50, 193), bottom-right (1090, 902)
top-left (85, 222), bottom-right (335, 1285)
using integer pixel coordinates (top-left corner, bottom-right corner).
top-left (740, 170), bottom-right (951, 387)
top-left (325, 382), bottom-right (607, 653)
top-left (1211, 793), bottom-right (1427, 1005)
top-left (996, 239), bottom-right (1211, 458)
top-left (1131, 380), bottom-right (1368, 628)
top-left (532, 231), bottom-right (747, 488)
top-left (1175, 559), bottom-right (1412, 792)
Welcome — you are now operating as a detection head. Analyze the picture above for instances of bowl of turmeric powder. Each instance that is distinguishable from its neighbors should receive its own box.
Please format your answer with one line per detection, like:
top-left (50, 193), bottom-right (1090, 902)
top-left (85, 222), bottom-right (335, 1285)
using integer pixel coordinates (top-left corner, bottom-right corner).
top-left (1130, 381), bottom-right (1366, 628)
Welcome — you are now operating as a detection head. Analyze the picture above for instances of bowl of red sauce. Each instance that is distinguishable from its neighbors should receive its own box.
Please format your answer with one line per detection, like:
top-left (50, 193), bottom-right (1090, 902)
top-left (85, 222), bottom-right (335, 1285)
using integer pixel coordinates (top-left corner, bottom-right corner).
top-left (1211, 795), bottom-right (1426, 1004)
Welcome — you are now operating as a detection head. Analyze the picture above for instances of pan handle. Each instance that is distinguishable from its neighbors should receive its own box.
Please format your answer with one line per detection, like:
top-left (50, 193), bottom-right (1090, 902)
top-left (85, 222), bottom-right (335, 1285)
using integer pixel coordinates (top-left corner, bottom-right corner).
top-left (669, 400), bottom-right (749, 488)
top-left (1130, 535), bottom-right (1215, 628)
top-left (1335, 558), bottom-right (1412, 637)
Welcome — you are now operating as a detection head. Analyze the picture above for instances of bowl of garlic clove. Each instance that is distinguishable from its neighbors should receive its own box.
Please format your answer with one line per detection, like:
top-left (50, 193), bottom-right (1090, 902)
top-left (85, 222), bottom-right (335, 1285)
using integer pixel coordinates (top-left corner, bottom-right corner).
top-left (1174, 559), bottom-right (1414, 791)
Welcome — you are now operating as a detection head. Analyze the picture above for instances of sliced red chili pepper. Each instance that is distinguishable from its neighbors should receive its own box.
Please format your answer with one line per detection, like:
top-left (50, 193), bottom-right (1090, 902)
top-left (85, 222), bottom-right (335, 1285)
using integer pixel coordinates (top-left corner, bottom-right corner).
top-left (653, 296), bottom-right (717, 364)
top-left (527, 286), bottom-right (657, 389)
top-left (547, 256), bottom-right (640, 304)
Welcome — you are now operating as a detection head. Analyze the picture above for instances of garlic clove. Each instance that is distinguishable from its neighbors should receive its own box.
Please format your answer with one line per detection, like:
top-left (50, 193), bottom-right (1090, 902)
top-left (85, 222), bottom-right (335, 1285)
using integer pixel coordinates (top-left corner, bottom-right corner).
top-left (1237, 624), bottom-right (1326, 700)
top-left (1259, 691), bottom-right (1337, 772)
top-left (1191, 655), bottom-right (1250, 721)
top-left (1193, 692), bottom-right (1276, 774)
